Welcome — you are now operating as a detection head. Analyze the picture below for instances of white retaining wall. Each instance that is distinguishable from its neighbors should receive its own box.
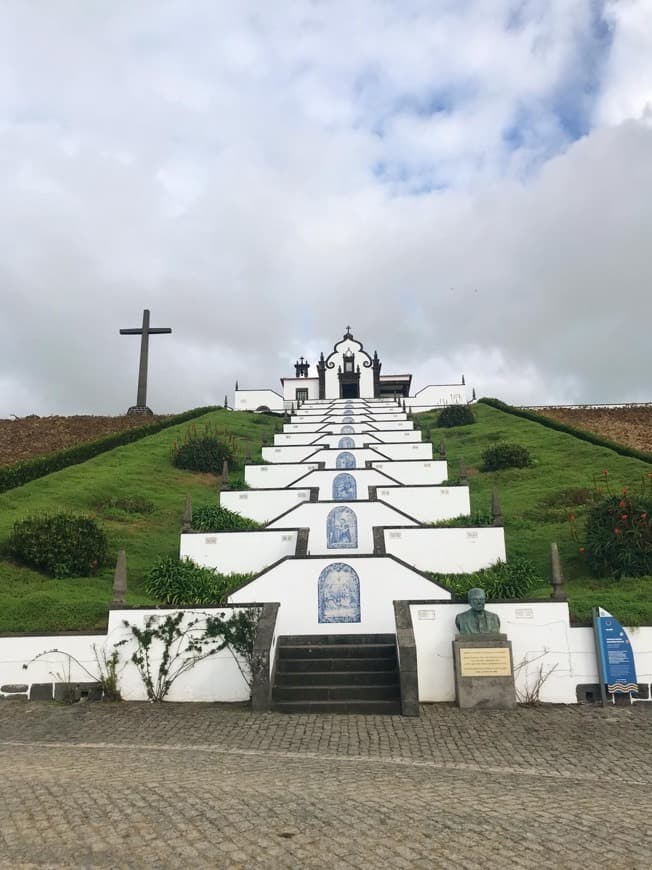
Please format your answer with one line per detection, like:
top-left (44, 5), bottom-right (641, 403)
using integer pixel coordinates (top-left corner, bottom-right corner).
top-left (234, 389), bottom-right (284, 412)
top-left (229, 557), bottom-right (451, 635)
top-left (371, 460), bottom-right (448, 485)
top-left (308, 448), bottom-right (389, 469)
top-left (375, 442), bottom-right (433, 460)
top-left (289, 468), bottom-right (401, 499)
top-left (180, 530), bottom-right (298, 573)
top-left (377, 485), bottom-right (471, 523)
top-left (404, 385), bottom-right (467, 411)
top-left (0, 633), bottom-right (106, 696)
top-left (371, 430), bottom-right (422, 443)
top-left (409, 602), bottom-right (652, 704)
top-left (384, 527), bottom-right (506, 572)
top-left (245, 463), bottom-right (318, 489)
top-left (262, 445), bottom-right (320, 463)
top-left (274, 432), bottom-right (322, 446)
top-left (220, 488), bottom-right (312, 524)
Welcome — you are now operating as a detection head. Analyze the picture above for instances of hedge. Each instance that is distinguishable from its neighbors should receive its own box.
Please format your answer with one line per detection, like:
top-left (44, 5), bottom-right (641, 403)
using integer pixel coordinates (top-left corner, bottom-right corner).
top-left (0, 407), bottom-right (220, 493)
top-left (478, 398), bottom-right (652, 465)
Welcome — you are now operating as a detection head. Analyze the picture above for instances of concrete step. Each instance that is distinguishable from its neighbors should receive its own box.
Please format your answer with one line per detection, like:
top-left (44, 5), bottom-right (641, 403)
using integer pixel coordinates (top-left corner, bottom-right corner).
top-left (273, 684), bottom-right (400, 702)
top-left (276, 656), bottom-right (398, 673)
top-left (277, 643), bottom-right (396, 660)
top-left (275, 670), bottom-right (399, 687)
top-left (271, 699), bottom-right (402, 715)
top-left (278, 634), bottom-right (396, 646)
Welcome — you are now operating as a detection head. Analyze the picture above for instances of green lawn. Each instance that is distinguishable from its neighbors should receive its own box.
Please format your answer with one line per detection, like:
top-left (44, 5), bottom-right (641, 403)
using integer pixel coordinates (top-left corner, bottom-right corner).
top-left (1, 402), bottom-right (650, 633)
top-left (417, 402), bottom-right (652, 626)
top-left (0, 409), bottom-right (282, 633)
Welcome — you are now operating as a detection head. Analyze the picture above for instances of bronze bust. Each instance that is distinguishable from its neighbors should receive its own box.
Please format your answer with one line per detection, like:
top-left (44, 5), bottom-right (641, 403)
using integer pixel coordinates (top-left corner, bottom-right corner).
top-left (455, 587), bottom-right (501, 634)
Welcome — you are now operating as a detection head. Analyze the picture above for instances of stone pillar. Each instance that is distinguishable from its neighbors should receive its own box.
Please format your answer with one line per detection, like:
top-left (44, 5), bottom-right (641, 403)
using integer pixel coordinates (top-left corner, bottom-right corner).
top-left (452, 634), bottom-right (515, 709)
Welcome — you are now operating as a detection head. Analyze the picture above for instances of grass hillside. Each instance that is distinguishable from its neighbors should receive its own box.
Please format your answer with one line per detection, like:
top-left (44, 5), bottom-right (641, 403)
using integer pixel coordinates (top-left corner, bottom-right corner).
top-left (0, 409), bottom-right (281, 633)
top-left (0, 401), bottom-right (650, 633)
top-left (417, 402), bottom-right (652, 626)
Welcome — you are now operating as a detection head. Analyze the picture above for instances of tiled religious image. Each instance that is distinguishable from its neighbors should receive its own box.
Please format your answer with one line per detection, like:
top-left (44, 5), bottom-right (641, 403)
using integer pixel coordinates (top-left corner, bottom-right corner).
top-left (327, 505), bottom-right (358, 549)
top-left (318, 562), bottom-right (361, 623)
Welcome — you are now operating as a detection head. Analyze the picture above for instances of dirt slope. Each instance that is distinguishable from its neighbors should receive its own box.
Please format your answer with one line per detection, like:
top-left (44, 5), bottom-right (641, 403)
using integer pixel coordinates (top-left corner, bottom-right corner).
top-left (535, 406), bottom-right (652, 453)
top-left (0, 415), bottom-right (171, 466)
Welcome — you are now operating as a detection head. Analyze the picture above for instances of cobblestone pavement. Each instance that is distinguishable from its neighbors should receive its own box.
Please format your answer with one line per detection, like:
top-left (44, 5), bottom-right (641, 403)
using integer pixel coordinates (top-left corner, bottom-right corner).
top-left (0, 702), bottom-right (651, 869)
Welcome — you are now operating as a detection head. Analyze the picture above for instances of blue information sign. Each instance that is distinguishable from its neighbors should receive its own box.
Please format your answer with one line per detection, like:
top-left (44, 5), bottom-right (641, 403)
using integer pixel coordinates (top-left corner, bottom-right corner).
top-left (593, 607), bottom-right (638, 695)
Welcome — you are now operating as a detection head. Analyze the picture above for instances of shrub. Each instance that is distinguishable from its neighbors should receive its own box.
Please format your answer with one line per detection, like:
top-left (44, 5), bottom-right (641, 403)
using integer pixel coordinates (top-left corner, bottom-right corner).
top-left (481, 442), bottom-right (533, 471)
top-left (171, 423), bottom-right (235, 474)
top-left (144, 557), bottom-right (252, 605)
top-left (436, 405), bottom-right (476, 428)
top-left (93, 494), bottom-right (155, 516)
top-left (8, 513), bottom-right (109, 578)
top-left (428, 557), bottom-right (543, 600)
top-left (430, 512), bottom-right (494, 528)
top-left (191, 504), bottom-right (261, 531)
top-left (584, 491), bottom-right (652, 579)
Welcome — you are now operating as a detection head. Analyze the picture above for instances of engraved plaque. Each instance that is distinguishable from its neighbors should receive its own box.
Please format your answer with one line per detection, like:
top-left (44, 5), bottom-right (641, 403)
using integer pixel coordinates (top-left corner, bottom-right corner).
top-left (515, 607), bottom-right (534, 620)
top-left (298, 492), bottom-right (308, 499)
top-left (424, 463), bottom-right (431, 467)
top-left (388, 531), bottom-right (402, 540)
top-left (205, 536), bottom-right (217, 545)
top-left (417, 609), bottom-right (437, 620)
top-left (260, 466), bottom-right (268, 472)
top-left (466, 530), bottom-right (479, 539)
top-left (281, 534), bottom-right (293, 542)
top-left (274, 448), bottom-right (281, 453)
top-left (380, 489), bottom-right (390, 496)
top-left (238, 493), bottom-right (249, 500)
top-left (460, 648), bottom-right (511, 677)
top-left (441, 488), bottom-right (449, 495)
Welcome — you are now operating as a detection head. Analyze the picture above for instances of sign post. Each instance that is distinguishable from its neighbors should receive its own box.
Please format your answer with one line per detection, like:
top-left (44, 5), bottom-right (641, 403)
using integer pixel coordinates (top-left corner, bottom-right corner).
top-left (592, 607), bottom-right (638, 706)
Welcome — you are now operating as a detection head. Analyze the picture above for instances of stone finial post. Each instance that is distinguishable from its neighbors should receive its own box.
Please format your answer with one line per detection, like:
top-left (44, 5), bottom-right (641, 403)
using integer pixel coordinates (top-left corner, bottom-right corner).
top-left (459, 458), bottom-right (468, 485)
top-left (262, 434), bottom-right (268, 446)
top-left (492, 486), bottom-right (503, 526)
top-left (111, 550), bottom-right (127, 608)
top-left (550, 543), bottom-right (566, 600)
top-left (235, 380), bottom-right (239, 390)
top-left (181, 494), bottom-right (193, 532)
top-left (402, 399), bottom-right (406, 412)
top-left (246, 445), bottom-right (252, 463)
top-left (224, 395), bottom-right (228, 409)
top-left (462, 374), bottom-right (465, 385)
top-left (472, 387), bottom-right (476, 401)
top-left (222, 460), bottom-right (230, 490)
top-left (439, 439), bottom-right (446, 459)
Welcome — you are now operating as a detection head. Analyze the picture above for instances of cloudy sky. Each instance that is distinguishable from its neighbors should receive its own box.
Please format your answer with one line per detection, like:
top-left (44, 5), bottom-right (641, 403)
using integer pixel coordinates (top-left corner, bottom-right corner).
top-left (1, 1), bottom-right (651, 416)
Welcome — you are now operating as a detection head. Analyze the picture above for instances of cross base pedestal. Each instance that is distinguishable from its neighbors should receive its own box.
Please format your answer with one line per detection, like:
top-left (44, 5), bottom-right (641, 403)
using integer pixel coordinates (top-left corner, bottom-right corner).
top-left (126, 405), bottom-right (154, 416)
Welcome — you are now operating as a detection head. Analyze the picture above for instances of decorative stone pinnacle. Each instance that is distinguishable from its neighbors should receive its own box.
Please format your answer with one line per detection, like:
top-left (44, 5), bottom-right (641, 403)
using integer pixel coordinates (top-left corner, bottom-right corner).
top-left (182, 494), bottom-right (193, 532)
top-left (550, 543), bottom-right (566, 600)
top-left (459, 458), bottom-right (468, 485)
top-left (222, 459), bottom-right (230, 490)
top-left (111, 550), bottom-right (127, 608)
top-left (439, 439), bottom-right (446, 459)
top-left (492, 486), bottom-right (503, 526)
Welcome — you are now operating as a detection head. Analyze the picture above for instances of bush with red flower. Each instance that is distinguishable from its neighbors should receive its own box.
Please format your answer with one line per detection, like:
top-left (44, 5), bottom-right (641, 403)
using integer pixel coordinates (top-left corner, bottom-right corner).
top-left (583, 482), bottom-right (652, 579)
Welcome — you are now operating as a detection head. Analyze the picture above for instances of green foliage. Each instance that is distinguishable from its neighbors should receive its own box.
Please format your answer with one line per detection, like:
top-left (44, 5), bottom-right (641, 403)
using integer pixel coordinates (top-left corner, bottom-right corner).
top-left (583, 488), bottom-right (652, 579)
top-left (171, 422), bottom-right (235, 473)
top-left (430, 512), bottom-right (494, 528)
top-left (429, 557), bottom-right (543, 600)
top-left (436, 405), bottom-right (476, 428)
top-left (481, 442), bottom-right (533, 471)
top-left (0, 407), bottom-right (220, 493)
top-left (479, 398), bottom-right (652, 465)
top-left (118, 608), bottom-right (261, 701)
top-left (8, 513), bottom-right (108, 578)
top-left (191, 503), bottom-right (261, 531)
top-left (144, 556), bottom-right (252, 606)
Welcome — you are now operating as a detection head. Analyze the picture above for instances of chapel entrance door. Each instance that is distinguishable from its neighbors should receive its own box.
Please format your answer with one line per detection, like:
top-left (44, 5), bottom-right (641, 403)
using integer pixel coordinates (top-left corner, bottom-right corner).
top-left (341, 382), bottom-right (359, 399)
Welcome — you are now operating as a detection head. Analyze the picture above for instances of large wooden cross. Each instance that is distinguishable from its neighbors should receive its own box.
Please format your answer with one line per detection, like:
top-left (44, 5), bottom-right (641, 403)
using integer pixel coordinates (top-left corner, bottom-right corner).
top-left (120, 309), bottom-right (172, 413)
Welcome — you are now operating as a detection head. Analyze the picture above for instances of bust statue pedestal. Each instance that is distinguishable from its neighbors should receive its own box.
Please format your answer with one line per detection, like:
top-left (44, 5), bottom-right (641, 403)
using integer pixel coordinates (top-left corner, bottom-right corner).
top-left (452, 633), bottom-right (516, 710)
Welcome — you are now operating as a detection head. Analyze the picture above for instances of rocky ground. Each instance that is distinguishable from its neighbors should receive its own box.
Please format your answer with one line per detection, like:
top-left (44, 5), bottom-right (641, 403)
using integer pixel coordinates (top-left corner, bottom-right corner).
top-left (535, 406), bottom-right (652, 453)
top-left (0, 414), bottom-right (171, 466)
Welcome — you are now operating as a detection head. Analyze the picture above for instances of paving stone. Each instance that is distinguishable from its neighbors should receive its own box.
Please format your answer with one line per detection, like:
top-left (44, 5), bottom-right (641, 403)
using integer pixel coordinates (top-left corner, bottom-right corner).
top-left (0, 702), bottom-right (650, 867)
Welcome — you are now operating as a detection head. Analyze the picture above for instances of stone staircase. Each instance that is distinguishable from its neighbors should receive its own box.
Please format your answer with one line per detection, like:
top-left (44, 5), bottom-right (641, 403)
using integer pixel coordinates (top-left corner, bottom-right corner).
top-left (272, 634), bottom-right (401, 714)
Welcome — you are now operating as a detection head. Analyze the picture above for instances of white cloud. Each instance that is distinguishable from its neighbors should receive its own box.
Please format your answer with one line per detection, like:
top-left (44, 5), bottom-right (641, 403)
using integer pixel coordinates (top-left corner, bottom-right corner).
top-left (0, 1), bottom-right (650, 416)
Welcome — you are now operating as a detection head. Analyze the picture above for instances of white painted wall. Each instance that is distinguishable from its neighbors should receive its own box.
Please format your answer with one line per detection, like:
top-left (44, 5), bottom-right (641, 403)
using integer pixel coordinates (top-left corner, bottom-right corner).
top-left (220, 488), bottom-right (312, 523)
top-left (107, 608), bottom-right (252, 702)
top-left (314, 434), bottom-right (381, 448)
top-left (409, 603), bottom-right (652, 705)
top-left (384, 527), bottom-right (506, 572)
top-left (283, 423), bottom-right (325, 433)
top-left (274, 432), bottom-right (322, 446)
top-left (267, 501), bottom-right (418, 554)
top-left (235, 389), bottom-right (284, 412)
top-left (180, 530), bottom-right (298, 573)
top-left (262, 445), bottom-right (320, 463)
top-left (372, 430), bottom-right (422, 443)
top-left (378, 485), bottom-right (471, 523)
top-left (282, 377), bottom-right (320, 401)
top-left (229, 557), bottom-right (451, 635)
top-left (374, 442), bottom-right (433, 460)
top-left (0, 633), bottom-right (106, 696)
top-left (371, 460), bottom-right (448, 485)
top-left (323, 338), bottom-right (375, 398)
top-left (245, 463), bottom-right (318, 489)
top-left (404, 385), bottom-right (467, 411)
